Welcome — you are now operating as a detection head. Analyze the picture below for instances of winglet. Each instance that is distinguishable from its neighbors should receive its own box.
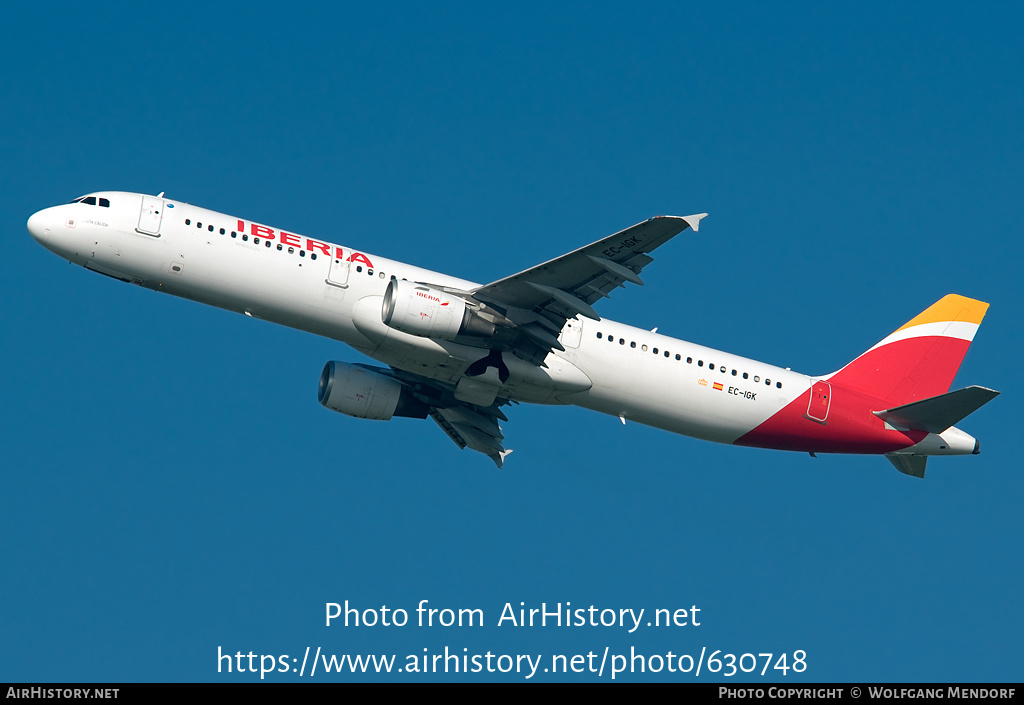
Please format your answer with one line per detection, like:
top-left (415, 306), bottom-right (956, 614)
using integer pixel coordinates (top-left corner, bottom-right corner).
top-left (682, 213), bottom-right (708, 232)
top-left (492, 448), bottom-right (513, 469)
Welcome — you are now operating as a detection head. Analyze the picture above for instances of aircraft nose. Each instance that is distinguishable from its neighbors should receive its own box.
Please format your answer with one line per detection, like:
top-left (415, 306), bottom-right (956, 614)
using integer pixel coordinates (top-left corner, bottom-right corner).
top-left (27, 208), bottom-right (54, 244)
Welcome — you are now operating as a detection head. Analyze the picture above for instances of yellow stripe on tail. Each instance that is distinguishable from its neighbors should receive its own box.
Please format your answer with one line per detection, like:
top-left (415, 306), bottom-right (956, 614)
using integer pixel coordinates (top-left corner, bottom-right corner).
top-left (894, 294), bottom-right (989, 333)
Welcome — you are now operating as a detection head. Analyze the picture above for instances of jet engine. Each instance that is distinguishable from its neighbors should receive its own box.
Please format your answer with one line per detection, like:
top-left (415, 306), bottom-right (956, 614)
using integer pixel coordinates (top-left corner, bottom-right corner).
top-left (381, 279), bottom-right (494, 340)
top-left (318, 361), bottom-right (428, 420)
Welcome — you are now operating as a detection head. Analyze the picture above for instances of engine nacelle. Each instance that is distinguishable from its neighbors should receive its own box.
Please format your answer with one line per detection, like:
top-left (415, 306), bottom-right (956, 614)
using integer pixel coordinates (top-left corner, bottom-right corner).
top-left (318, 361), bottom-right (427, 420)
top-left (381, 279), bottom-right (494, 340)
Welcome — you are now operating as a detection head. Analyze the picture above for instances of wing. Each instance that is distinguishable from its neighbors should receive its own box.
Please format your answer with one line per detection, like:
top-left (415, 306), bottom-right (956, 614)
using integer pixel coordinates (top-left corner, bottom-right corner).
top-left (430, 404), bottom-right (512, 468)
top-left (470, 214), bottom-right (706, 363)
top-left (378, 214), bottom-right (706, 465)
top-left (387, 367), bottom-right (513, 468)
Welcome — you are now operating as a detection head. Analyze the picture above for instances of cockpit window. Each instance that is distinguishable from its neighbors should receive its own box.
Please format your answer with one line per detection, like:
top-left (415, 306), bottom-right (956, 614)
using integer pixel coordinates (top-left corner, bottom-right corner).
top-left (68, 196), bottom-right (109, 206)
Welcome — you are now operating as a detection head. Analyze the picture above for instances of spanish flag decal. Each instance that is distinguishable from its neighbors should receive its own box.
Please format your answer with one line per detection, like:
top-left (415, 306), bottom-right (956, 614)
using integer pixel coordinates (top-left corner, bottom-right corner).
top-left (713, 382), bottom-right (723, 391)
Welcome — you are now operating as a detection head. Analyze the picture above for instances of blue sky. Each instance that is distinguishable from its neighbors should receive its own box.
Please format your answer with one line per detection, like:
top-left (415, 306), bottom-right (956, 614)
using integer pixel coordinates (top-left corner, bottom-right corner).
top-left (2, 3), bottom-right (1021, 682)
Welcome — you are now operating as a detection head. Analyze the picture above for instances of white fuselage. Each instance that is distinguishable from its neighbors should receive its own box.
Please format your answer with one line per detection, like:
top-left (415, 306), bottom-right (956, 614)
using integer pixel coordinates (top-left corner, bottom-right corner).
top-left (28, 191), bottom-right (810, 447)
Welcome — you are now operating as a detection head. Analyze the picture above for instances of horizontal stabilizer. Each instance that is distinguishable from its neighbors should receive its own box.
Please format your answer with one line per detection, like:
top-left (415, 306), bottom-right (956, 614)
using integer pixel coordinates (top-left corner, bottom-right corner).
top-left (873, 385), bottom-right (999, 433)
top-left (886, 454), bottom-right (927, 478)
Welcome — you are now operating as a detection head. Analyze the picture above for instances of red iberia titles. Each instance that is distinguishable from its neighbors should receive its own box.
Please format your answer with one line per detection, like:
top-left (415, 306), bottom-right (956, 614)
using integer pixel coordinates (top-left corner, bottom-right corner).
top-left (235, 219), bottom-right (374, 268)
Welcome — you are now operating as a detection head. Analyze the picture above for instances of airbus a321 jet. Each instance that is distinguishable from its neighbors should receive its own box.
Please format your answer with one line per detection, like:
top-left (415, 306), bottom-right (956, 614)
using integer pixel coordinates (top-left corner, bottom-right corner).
top-left (28, 192), bottom-right (998, 477)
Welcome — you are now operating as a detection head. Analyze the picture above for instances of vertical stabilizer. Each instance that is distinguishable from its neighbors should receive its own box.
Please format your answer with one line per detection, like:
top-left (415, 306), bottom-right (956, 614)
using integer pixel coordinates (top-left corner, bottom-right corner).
top-left (827, 295), bottom-right (989, 407)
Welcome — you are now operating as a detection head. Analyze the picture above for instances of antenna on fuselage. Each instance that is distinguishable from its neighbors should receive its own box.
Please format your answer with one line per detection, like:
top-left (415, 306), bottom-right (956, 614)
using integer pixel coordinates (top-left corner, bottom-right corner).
top-left (156, 192), bottom-right (164, 198)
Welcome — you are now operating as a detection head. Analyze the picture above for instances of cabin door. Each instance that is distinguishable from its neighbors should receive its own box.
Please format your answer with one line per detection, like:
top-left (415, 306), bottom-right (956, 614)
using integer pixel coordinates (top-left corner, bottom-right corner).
top-left (137, 195), bottom-right (164, 236)
top-left (805, 381), bottom-right (831, 424)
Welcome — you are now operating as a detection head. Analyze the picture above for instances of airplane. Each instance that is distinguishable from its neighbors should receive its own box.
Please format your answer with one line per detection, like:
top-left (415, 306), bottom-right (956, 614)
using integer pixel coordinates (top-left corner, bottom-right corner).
top-left (27, 191), bottom-right (998, 477)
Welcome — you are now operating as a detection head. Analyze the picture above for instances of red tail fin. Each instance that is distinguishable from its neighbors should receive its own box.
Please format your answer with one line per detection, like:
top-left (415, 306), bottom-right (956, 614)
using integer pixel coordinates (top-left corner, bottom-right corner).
top-left (826, 295), bottom-right (989, 407)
